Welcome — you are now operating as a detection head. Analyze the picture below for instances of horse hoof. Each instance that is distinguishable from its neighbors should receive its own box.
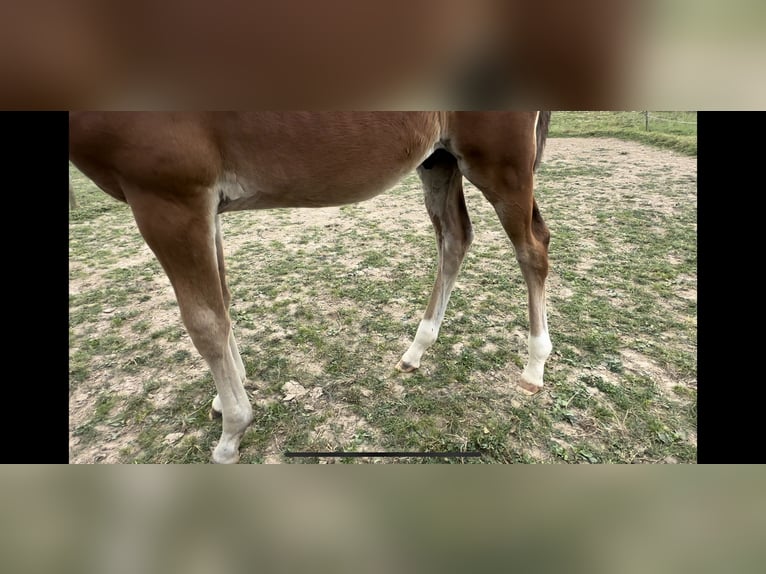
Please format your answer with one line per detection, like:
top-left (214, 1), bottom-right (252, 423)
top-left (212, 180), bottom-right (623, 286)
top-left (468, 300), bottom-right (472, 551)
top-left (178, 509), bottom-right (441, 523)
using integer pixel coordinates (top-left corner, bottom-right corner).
top-left (518, 378), bottom-right (543, 395)
top-left (212, 454), bottom-right (240, 464)
top-left (212, 447), bottom-right (240, 464)
top-left (396, 360), bottom-right (418, 373)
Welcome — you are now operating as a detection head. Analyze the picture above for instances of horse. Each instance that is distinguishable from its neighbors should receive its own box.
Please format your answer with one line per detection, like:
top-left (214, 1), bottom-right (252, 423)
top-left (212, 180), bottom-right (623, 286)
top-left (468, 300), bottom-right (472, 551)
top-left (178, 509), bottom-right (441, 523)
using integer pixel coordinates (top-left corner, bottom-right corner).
top-left (69, 111), bottom-right (552, 463)
top-left (7, 2), bottom-right (631, 109)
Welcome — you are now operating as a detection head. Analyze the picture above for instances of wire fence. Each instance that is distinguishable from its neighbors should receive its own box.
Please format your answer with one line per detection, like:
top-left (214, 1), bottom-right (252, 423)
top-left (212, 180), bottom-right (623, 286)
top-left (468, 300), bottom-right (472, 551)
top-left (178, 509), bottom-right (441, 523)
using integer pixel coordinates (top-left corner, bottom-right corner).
top-left (642, 111), bottom-right (698, 131)
top-left (548, 112), bottom-right (696, 154)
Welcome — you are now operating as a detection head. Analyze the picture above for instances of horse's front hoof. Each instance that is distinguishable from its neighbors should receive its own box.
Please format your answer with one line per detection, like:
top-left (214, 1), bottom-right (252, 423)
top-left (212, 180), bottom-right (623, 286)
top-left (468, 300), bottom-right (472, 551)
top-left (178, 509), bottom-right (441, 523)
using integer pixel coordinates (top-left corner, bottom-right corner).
top-left (396, 360), bottom-right (418, 373)
top-left (212, 445), bottom-right (241, 464)
top-left (518, 378), bottom-right (543, 395)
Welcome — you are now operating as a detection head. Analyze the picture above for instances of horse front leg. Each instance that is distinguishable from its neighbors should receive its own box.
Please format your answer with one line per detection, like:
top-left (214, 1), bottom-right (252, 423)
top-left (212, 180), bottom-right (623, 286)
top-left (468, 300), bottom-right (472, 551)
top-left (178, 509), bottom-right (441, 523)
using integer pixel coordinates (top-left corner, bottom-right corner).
top-left (128, 190), bottom-right (253, 463)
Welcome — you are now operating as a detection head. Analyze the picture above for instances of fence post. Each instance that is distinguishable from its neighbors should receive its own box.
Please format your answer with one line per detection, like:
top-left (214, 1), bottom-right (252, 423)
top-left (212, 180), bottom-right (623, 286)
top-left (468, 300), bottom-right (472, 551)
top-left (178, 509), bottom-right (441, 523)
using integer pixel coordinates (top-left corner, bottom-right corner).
top-left (644, 111), bottom-right (649, 131)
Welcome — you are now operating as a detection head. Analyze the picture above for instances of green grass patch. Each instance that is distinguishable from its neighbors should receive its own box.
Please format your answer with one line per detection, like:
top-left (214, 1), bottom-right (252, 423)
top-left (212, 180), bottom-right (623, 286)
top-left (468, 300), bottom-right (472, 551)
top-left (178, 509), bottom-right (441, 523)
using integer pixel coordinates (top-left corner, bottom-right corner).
top-left (549, 111), bottom-right (697, 155)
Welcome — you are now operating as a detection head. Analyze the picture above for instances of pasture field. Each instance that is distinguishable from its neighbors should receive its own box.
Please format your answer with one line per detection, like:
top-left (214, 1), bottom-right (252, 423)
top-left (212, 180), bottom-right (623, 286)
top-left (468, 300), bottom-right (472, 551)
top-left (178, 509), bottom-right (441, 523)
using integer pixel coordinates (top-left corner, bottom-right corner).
top-left (550, 111), bottom-right (697, 155)
top-left (69, 114), bottom-right (697, 463)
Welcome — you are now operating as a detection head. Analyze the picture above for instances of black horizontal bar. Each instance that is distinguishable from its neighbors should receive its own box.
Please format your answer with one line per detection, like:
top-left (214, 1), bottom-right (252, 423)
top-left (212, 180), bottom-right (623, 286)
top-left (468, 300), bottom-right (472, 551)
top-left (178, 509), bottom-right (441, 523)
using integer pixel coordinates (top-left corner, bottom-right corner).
top-left (285, 451), bottom-right (481, 458)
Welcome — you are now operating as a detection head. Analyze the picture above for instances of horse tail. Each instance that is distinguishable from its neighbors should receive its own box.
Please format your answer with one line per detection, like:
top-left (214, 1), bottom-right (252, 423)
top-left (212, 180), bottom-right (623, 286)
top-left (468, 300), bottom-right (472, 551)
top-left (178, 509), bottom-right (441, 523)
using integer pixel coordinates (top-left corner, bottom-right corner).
top-left (533, 111), bottom-right (551, 172)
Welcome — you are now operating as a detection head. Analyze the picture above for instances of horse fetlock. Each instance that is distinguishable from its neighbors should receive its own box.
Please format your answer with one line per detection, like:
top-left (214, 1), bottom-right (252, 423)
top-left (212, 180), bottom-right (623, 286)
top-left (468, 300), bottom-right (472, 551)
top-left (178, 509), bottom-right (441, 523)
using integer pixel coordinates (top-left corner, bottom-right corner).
top-left (414, 319), bottom-right (439, 348)
top-left (213, 414), bottom-right (253, 463)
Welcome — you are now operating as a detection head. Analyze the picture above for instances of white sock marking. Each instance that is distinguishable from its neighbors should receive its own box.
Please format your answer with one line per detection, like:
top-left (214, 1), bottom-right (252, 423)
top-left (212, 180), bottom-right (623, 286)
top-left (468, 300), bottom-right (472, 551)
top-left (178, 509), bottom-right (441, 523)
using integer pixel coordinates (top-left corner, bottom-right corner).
top-left (521, 333), bottom-right (552, 388)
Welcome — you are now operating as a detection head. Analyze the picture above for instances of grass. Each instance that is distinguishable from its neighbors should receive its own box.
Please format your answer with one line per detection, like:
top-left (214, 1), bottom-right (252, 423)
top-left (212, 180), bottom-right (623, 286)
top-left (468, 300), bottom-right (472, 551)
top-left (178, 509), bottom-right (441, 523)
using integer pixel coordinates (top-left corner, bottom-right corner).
top-left (69, 114), bottom-right (696, 464)
top-left (549, 112), bottom-right (697, 156)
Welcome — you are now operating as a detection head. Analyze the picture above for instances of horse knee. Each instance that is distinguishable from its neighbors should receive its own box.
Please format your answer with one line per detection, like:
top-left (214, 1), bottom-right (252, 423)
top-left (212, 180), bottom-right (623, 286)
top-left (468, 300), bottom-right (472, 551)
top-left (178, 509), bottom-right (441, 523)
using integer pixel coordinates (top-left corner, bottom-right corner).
top-left (183, 309), bottom-right (231, 361)
top-left (516, 243), bottom-right (549, 278)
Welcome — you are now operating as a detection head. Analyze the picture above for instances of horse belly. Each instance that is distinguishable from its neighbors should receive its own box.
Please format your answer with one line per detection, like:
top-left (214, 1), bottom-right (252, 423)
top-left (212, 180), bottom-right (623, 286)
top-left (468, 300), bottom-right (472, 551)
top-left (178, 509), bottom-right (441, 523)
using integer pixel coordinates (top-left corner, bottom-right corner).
top-left (215, 112), bottom-right (443, 211)
top-left (217, 163), bottom-right (422, 211)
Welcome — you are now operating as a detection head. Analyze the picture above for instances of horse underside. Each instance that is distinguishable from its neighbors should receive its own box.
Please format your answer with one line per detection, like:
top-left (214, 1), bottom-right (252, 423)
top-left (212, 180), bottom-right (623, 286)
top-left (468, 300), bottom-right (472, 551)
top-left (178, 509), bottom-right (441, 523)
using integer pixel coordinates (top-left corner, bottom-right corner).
top-left (69, 111), bottom-right (552, 463)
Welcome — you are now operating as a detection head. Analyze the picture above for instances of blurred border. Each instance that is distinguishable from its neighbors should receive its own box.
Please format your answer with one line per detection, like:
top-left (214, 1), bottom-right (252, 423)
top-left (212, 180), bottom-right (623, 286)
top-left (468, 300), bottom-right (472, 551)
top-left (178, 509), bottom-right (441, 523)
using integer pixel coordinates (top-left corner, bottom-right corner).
top-left (1, 465), bottom-right (765, 574)
top-left (2, 1), bottom-right (765, 109)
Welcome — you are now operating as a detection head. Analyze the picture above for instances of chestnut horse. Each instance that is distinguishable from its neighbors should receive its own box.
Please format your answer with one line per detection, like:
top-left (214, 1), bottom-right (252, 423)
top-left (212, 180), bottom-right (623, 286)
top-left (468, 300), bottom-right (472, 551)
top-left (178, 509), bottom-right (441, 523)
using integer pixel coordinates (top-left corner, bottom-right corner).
top-left (69, 112), bottom-right (552, 463)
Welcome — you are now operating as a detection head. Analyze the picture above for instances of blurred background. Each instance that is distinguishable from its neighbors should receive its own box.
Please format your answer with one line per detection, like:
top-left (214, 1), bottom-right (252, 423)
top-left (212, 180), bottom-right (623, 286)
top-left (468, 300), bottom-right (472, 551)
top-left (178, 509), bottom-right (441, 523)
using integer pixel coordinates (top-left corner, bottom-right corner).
top-left (1, 466), bottom-right (763, 574)
top-left (2, 0), bottom-right (764, 109)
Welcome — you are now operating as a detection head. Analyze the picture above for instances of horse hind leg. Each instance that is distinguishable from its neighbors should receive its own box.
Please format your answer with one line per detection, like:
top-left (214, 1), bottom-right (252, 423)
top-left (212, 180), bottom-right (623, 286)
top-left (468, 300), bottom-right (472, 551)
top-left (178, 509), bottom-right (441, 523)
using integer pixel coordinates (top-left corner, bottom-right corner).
top-left (398, 149), bottom-right (473, 372)
top-left (481, 172), bottom-right (552, 393)
top-left (211, 215), bottom-right (247, 420)
top-left (126, 190), bottom-right (253, 463)
top-left (517, 199), bottom-right (553, 392)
